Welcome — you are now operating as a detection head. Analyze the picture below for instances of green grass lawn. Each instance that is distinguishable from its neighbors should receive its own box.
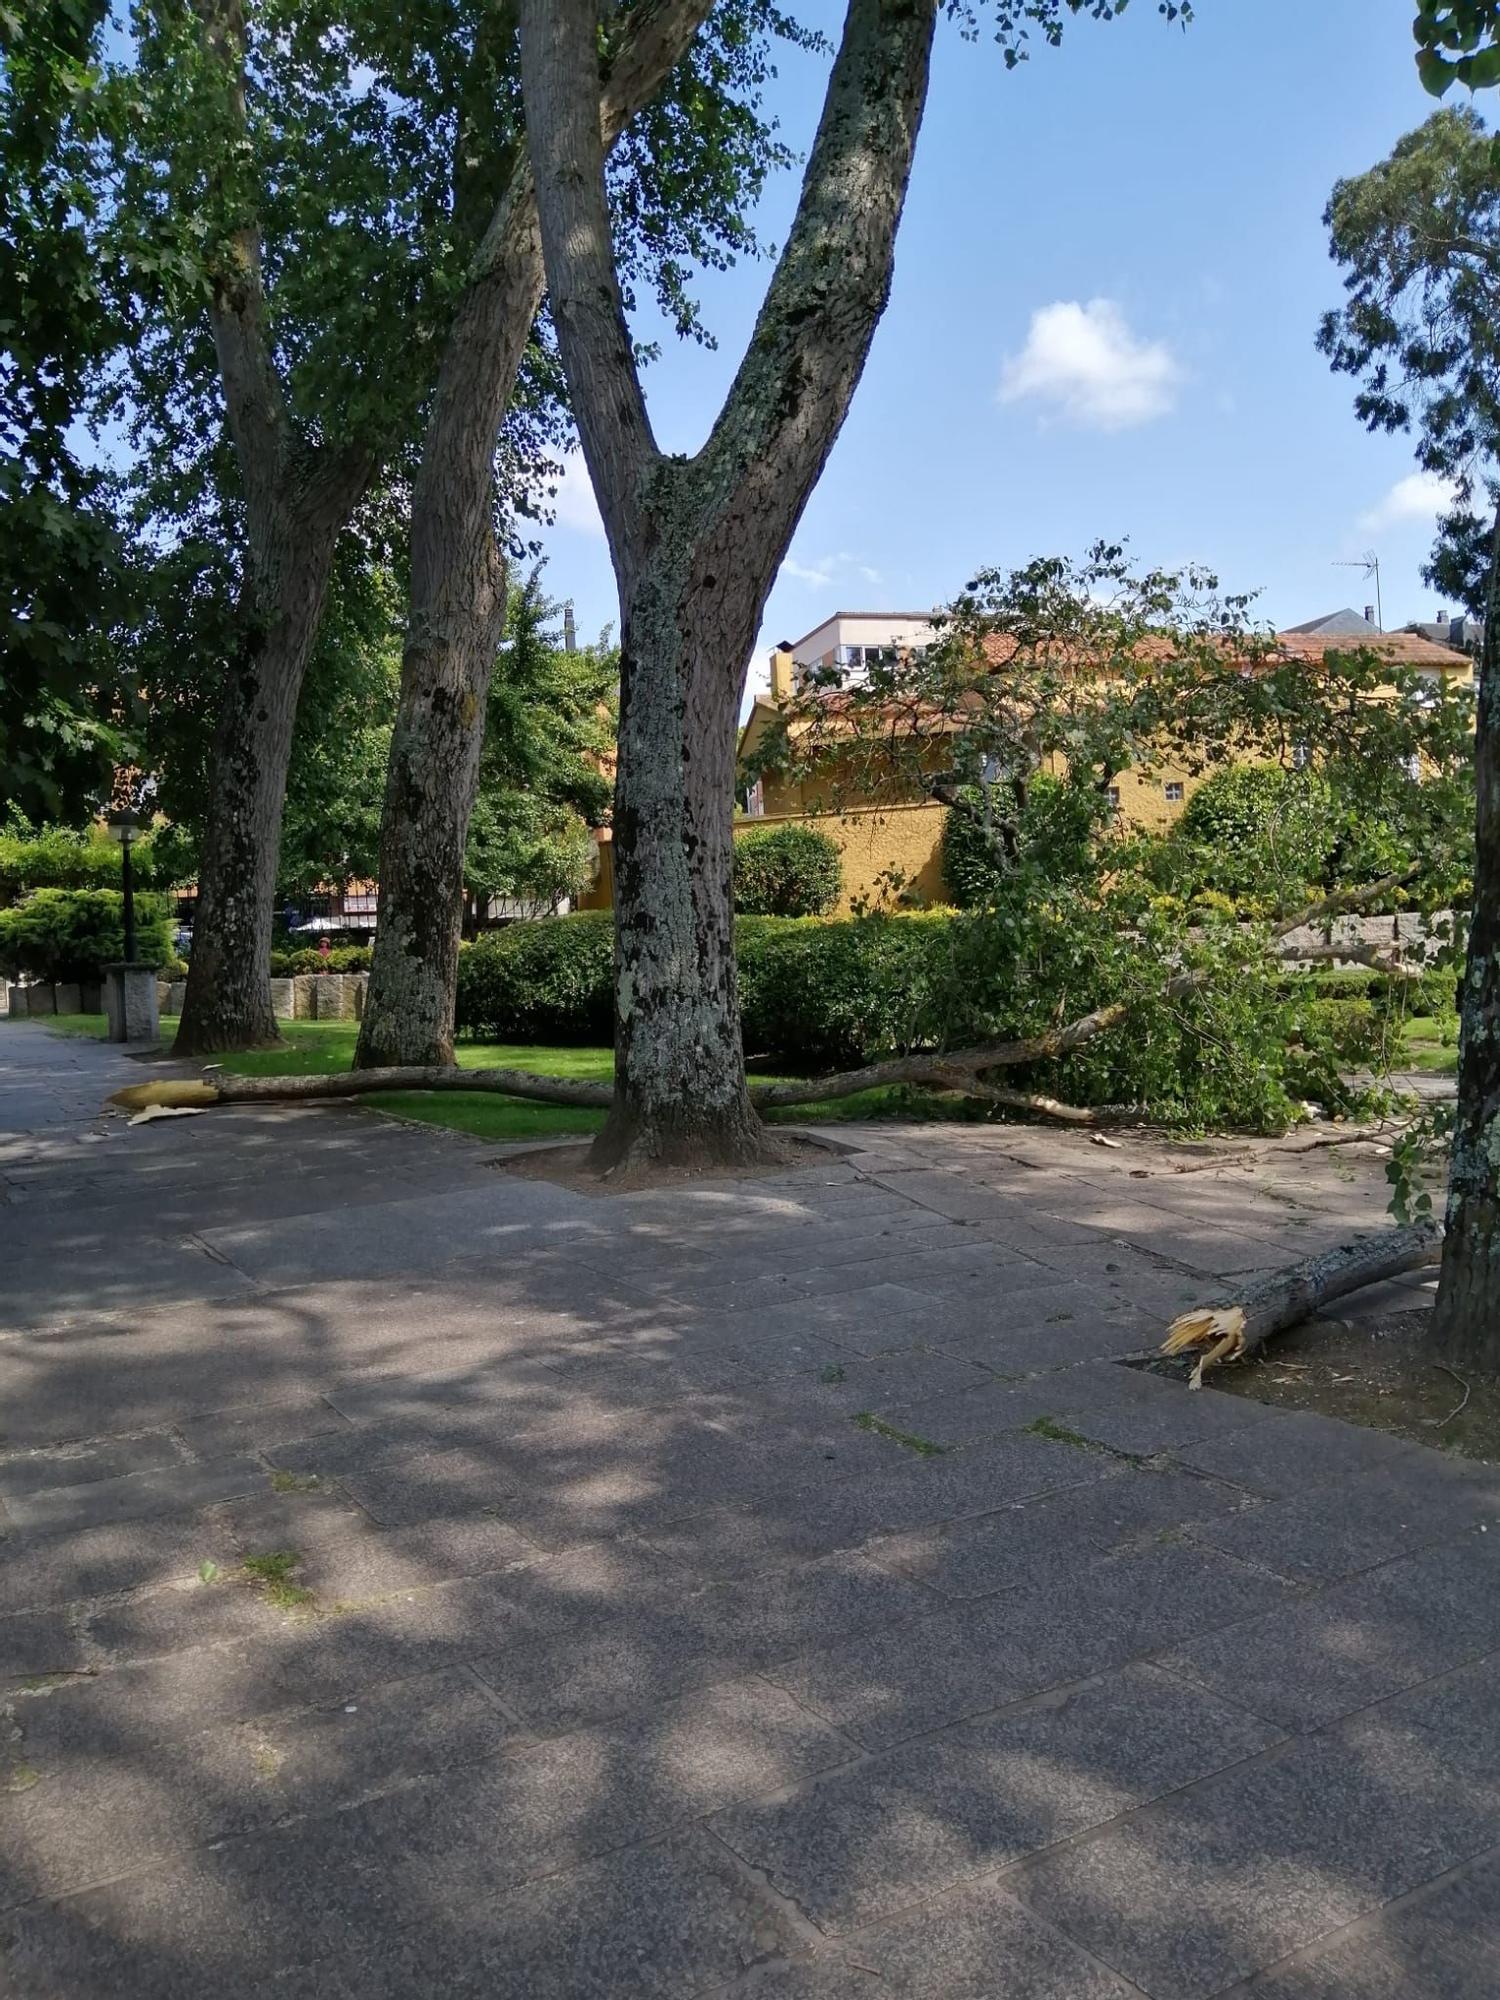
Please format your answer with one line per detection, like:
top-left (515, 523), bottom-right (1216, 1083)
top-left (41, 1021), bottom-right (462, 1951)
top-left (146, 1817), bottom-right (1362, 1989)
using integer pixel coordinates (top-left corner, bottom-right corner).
top-left (1400, 1013), bottom-right (1460, 1076)
top-left (29, 1013), bottom-right (950, 1141)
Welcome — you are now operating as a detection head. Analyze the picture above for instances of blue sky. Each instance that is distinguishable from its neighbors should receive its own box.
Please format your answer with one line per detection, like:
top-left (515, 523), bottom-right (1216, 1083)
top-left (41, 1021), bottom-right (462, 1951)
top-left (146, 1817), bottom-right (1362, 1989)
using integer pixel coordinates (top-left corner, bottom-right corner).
top-left (537, 0), bottom-right (1476, 698)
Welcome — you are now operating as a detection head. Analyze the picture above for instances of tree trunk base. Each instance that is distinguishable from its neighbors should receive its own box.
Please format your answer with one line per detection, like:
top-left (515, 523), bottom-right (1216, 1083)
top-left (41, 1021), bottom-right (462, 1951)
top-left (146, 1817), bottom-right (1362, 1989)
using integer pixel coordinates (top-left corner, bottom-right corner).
top-left (1430, 1195), bottom-right (1500, 1376)
top-left (588, 1098), bottom-right (790, 1177)
top-left (171, 1020), bottom-right (284, 1059)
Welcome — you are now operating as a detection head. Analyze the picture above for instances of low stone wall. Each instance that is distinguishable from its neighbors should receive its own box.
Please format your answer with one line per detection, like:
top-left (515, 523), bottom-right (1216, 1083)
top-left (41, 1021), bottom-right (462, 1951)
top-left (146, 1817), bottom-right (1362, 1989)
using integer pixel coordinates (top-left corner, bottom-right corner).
top-left (157, 973), bottom-right (368, 1021)
top-left (6, 981), bottom-right (102, 1019)
top-left (1275, 911), bottom-right (1454, 967)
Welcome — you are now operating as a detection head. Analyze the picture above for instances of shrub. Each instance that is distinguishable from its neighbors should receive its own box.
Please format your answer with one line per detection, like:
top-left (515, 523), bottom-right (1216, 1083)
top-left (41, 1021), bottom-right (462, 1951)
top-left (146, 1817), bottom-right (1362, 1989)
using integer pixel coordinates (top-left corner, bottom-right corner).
top-left (457, 913), bottom-right (616, 1042)
top-left (452, 905), bottom-right (1411, 1133)
top-left (1284, 995), bottom-right (1387, 1069)
top-left (0, 889), bottom-right (172, 984)
top-left (738, 912), bottom-right (961, 1068)
top-left (269, 945), bottom-right (372, 976)
top-left (732, 823), bottom-right (842, 917)
top-left (0, 824), bottom-right (187, 904)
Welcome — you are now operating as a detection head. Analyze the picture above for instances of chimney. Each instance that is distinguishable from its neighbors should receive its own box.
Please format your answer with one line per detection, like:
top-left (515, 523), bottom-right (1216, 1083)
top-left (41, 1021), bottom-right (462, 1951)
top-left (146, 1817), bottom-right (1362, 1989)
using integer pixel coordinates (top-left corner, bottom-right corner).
top-left (1437, 610), bottom-right (1449, 625)
top-left (563, 602), bottom-right (576, 652)
top-left (1364, 604), bottom-right (1376, 628)
top-left (770, 642), bottom-right (795, 703)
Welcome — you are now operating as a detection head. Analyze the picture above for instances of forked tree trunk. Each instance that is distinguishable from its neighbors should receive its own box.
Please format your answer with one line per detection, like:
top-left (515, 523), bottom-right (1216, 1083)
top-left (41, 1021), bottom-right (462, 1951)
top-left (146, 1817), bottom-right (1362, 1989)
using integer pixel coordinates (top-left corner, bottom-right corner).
top-left (1431, 507), bottom-right (1500, 1371)
top-left (520, 0), bottom-right (938, 1171)
top-left (173, 510), bottom-right (347, 1056)
top-left (594, 583), bottom-right (768, 1168)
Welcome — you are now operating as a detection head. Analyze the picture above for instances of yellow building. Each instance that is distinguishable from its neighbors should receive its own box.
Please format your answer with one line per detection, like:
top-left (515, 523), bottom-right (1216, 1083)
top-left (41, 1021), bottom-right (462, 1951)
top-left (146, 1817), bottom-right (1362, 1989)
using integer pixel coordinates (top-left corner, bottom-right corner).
top-left (731, 607), bottom-right (1473, 914)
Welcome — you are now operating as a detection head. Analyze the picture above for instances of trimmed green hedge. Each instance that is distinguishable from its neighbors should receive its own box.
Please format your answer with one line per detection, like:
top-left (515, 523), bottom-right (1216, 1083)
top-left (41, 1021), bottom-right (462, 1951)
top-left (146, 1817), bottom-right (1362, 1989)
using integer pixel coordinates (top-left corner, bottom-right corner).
top-left (0, 888), bottom-right (172, 983)
top-left (733, 822), bottom-right (843, 916)
top-left (269, 945), bottom-right (373, 976)
top-left (453, 911), bottom-right (1437, 1127)
top-left (457, 913), bottom-right (617, 1043)
top-left (456, 911), bottom-right (962, 1063)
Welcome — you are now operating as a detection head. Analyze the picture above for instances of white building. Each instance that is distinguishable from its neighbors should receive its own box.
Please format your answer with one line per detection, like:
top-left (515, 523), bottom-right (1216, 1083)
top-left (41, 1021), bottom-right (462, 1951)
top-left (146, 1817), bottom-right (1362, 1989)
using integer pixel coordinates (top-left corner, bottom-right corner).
top-left (769, 610), bottom-right (938, 698)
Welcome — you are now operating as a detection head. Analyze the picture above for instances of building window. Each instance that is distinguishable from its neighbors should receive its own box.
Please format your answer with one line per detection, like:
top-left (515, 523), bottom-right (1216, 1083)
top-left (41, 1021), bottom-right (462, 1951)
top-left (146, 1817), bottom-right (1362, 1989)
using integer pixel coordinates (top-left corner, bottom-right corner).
top-left (1164, 782), bottom-right (1184, 804)
top-left (745, 779), bottom-right (765, 818)
top-left (1107, 786), bottom-right (1121, 811)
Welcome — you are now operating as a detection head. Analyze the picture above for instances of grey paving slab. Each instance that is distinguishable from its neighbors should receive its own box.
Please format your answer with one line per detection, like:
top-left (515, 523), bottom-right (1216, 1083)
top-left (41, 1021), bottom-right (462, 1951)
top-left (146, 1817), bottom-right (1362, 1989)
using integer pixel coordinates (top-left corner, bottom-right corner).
top-left (1011, 1694), bottom-right (1500, 2000)
top-left (770, 1540), bottom-right (1291, 1747)
top-left (0, 1665), bottom-right (521, 1903)
top-left (711, 1664), bottom-right (1281, 1934)
top-left (0, 1432), bottom-right (186, 1501)
top-left (1159, 1533), bottom-right (1500, 1731)
top-left (2, 1458), bottom-right (268, 1535)
top-left (0, 1515), bottom-right (239, 1617)
top-left (0, 1824), bottom-right (799, 1999)
top-left (1245, 1844), bottom-right (1500, 1999)
top-left (871, 1463), bottom-right (1253, 1600)
top-left (1182, 1467), bottom-right (1477, 1584)
top-left (756, 1877), bottom-right (1143, 1999)
top-left (1173, 1406), bottom-right (1432, 1498)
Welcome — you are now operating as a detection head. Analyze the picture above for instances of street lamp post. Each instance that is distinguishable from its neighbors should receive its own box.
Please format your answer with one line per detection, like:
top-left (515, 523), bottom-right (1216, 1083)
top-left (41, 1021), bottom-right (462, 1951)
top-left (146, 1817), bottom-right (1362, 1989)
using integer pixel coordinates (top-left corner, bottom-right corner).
top-left (103, 809), bottom-right (158, 1044)
top-left (108, 808), bottom-right (139, 963)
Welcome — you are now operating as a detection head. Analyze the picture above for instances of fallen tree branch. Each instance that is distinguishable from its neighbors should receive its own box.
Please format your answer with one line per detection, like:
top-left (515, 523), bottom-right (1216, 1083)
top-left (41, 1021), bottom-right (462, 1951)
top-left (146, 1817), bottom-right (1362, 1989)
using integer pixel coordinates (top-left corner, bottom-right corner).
top-left (110, 876), bottom-right (1424, 1127)
top-left (109, 1066), bottom-right (614, 1115)
top-left (1159, 1222), bottom-right (1441, 1386)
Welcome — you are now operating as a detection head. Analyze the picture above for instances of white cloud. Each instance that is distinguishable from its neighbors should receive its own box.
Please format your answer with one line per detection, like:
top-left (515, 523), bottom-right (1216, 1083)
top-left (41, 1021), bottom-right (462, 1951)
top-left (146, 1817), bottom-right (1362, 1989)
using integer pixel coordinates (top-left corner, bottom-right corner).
top-left (1359, 470), bottom-right (1461, 533)
top-left (999, 299), bottom-right (1181, 430)
top-left (779, 550), bottom-right (882, 591)
top-left (546, 451), bottom-right (606, 538)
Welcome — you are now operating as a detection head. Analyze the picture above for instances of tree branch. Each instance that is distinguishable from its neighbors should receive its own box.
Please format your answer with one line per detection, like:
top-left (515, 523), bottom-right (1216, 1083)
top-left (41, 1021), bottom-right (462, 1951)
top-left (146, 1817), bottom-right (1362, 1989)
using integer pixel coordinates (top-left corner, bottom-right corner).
top-left (689, 0), bottom-right (938, 568)
top-left (191, 0), bottom-right (289, 538)
top-left (518, 0), bottom-right (661, 572)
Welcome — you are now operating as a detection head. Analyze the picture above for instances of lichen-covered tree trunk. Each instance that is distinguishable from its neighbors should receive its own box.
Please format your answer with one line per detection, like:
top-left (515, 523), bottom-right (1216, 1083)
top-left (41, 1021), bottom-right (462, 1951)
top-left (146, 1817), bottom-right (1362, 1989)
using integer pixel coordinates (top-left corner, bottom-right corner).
top-left (173, 519), bottom-right (344, 1056)
top-left (521, 0), bottom-right (937, 1171)
top-left (369, 404), bottom-right (530, 1071)
top-left (355, 198), bottom-right (543, 1069)
top-left (1432, 510), bottom-right (1500, 1368)
top-left (593, 581), bottom-right (769, 1169)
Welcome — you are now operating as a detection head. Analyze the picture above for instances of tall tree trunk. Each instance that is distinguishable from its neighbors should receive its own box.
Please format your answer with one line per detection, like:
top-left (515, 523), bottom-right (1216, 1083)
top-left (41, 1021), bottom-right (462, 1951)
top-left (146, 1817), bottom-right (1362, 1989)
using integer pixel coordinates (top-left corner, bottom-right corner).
top-left (1431, 504), bottom-right (1500, 1368)
top-left (354, 250), bottom-right (535, 1070)
top-left (521, 0), bottom-right (937, 1169)
top-left (595, 578), bottom-right (768, 1168)
top-left (173, 503), bottom-right (348, 1056)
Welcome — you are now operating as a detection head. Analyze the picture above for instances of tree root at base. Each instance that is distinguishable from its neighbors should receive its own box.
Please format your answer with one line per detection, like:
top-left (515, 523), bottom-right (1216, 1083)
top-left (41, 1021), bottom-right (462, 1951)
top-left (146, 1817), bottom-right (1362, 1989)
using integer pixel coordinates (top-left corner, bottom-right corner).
top-left (1160, 1222), bottom-right (1442, 1386)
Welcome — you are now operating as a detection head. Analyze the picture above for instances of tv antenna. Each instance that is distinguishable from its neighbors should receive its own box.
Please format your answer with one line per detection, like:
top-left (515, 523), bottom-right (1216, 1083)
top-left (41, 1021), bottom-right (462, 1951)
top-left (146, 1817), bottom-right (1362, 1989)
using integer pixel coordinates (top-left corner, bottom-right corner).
top-left (1333, 552), bottom-right (1382, 632)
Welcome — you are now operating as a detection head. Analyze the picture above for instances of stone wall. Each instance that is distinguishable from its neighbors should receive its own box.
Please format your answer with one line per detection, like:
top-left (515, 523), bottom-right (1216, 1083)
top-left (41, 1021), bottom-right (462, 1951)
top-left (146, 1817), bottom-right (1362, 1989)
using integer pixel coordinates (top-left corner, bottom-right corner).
top-left (1275, 911), bottom-right (1454, 966)
top-left (157, 973), bottom-right (368, 1021)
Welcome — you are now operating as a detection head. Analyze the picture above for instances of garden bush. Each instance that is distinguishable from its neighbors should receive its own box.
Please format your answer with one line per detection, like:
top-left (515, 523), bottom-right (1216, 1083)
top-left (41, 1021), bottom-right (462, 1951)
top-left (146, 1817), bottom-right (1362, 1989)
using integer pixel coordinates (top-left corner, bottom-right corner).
top-left (0, 824), bottom-right (185, 903)
top-left (732, 822), bottom-right (843, 916)
top-left (0, 889), bottom-right (172, 984)
top-left (453, 904), bottom-right (1416, 1132)
top-left (457, 912), bottom-right (616, 1042)
top-left (269, 945), bottom-right (373, 976)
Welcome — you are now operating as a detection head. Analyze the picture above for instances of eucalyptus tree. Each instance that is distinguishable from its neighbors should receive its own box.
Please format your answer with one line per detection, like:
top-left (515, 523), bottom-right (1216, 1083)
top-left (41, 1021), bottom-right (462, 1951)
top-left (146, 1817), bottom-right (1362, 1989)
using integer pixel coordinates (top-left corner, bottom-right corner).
top-left (1321, 101), bottom-right (1500, 1367)
top-left (103, 0), bottom-right (795, 1055)
top-left (518, 0), bottom-right (1192, 1169)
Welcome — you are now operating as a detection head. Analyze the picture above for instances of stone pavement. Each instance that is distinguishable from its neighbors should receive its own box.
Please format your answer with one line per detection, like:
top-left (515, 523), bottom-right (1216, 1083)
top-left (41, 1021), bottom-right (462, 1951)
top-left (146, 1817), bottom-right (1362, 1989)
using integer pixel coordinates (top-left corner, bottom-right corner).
top-left (1, 1021), bottom-right (1496, 1998)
